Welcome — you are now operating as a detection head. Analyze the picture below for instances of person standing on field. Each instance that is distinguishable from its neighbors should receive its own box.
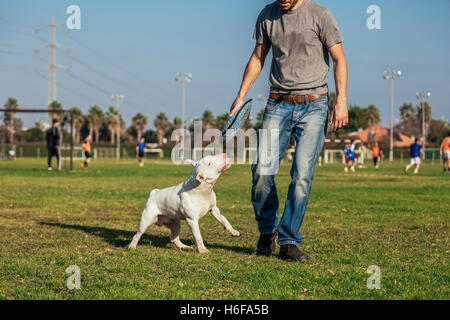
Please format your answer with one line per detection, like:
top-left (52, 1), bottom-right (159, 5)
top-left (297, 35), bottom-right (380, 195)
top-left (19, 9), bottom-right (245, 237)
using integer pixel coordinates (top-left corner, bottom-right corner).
top-left (81, 134), bottom-right (92, 169)
top-left (137, 137), bottom-right (146, 167)
top-left (229, 0), bottom-right (348, 261)
top-left (371, 141), bottom-right (383, 169)
top-left (405, 138), bottom-right (425, 174)
top-left (46, 118), bottom-right (62, 171)
top-left (440, 135), bottom-right (450, 172)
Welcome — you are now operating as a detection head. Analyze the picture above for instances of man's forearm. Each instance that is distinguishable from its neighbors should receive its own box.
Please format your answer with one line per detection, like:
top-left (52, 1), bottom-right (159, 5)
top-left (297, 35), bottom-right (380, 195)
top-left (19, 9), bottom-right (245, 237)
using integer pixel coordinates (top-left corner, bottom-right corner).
top-left (333, 57), bottom-right (348, 103)
top-left (237, 55), bottom-right (264, 99)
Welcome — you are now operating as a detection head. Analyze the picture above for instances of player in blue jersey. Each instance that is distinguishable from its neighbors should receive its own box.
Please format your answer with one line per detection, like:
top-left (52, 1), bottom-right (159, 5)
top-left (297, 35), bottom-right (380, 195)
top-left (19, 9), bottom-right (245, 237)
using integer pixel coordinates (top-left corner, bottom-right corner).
top-left (136, 137), bottom-right (146, 167)
top-left (404, 138), bottom-right (425, 174)
top-left (342, 142), bottom-right (356, 173)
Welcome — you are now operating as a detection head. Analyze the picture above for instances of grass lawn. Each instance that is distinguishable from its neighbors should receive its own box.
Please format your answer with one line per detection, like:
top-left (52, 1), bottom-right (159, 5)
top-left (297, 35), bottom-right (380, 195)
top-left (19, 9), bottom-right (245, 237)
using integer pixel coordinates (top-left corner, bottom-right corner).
top-left (0, 158), bottom-right (448, 299)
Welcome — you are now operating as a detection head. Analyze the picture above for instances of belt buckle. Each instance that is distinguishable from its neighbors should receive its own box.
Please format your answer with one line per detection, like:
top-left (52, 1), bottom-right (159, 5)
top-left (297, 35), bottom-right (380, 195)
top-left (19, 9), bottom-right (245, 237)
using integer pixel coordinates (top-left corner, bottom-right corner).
top-left (292, 95), bottom-right (301, 104)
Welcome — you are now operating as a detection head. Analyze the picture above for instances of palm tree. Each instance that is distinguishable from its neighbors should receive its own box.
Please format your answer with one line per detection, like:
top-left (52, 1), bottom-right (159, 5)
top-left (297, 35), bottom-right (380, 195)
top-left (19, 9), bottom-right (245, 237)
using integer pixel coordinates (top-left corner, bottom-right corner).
top-left (400, 103), bottom-right (415, 121)
top-left (154, 112), bottom-right (170, 146)
top-left (132, 112), bottom-right (148, 141)
top-left (366, 104), bottom-right (381, 127)
top-left (201, 110), bottom-right (216, 130)
top-left (88, 105), bottom-right (104, 143)
top-left (215, 113), bottom-right (229, 131)
top-left (416, 102), bottom-right (432, 124)
top-left (70, 107), bottom-right (84, 144)
top-left (3, 97), bottom-right (19, 144)
top-left (173, 117), bottom-right (182, 129)
top-left (48, 100), bottom-right (63, 123)
top-left (106, 106), bottom-right (119, 144)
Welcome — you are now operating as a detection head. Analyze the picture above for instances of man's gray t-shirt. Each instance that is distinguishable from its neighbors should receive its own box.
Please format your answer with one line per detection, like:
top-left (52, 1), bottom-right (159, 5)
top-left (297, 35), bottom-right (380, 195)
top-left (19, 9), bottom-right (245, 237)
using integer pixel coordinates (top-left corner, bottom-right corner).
top-left (254, 0), bottom-right (343, 95)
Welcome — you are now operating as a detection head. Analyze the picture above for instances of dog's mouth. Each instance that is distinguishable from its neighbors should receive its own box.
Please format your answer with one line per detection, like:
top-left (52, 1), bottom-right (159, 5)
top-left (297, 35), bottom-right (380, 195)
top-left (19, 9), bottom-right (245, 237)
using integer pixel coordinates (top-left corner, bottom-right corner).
top-left (219, 158), bottom-right (231, 172)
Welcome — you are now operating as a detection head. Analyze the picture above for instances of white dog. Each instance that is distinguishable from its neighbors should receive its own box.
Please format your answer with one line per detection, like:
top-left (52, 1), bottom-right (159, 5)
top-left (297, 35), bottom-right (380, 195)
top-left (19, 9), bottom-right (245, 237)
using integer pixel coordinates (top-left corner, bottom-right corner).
top-left (129, 153), bottom-right (240, 254)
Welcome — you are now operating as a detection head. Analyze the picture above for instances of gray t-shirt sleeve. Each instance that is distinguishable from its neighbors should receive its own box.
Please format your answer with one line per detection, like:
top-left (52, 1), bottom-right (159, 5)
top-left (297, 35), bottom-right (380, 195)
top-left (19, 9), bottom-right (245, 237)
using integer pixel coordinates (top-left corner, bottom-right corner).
top-left (253, 10), bottom-right (271, 45)
top-left (318, 8), bottom-right (343, 49)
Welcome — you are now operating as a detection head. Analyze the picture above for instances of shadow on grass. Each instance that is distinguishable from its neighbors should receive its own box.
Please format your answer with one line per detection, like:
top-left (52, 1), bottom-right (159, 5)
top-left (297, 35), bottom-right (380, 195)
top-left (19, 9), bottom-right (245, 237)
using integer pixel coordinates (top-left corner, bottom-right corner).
top-left (39, 222), bottom-right (254, 255)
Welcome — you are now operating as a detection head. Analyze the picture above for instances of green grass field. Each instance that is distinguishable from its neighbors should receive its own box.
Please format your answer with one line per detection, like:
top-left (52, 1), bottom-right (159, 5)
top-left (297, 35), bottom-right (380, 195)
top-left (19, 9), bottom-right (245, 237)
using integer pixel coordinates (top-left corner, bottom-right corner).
top-left (0, 158), bottom-right (448, 300)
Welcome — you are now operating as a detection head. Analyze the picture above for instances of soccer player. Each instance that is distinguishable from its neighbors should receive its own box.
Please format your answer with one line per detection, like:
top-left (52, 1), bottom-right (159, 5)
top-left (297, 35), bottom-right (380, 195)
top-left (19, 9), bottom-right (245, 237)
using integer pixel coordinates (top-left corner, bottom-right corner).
top-left (46, 118), bottom-right (62, 171)
top-left (371, 142), bottom-right (383, 169)
top-left (347, 140), bottom-right (358, 172)
top-left (341, 143), bottom-right (351, 173)
top-left (405, 138), bottom-right (425, 174)
top-left (440, 135), bottom-right (450, 172)
top-left (81, 135), bottom-right (92, 168)
top-left (136, 137), bottom-right (146, 167)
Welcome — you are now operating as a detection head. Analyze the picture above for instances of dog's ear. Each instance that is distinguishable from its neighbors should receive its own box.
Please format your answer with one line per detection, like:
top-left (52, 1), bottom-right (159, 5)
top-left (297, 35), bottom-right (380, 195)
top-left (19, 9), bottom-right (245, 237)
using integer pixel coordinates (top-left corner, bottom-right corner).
top-left (196, 172), bottom-right (206, 183)
top-left (184, 159), bottom-right (197, 167)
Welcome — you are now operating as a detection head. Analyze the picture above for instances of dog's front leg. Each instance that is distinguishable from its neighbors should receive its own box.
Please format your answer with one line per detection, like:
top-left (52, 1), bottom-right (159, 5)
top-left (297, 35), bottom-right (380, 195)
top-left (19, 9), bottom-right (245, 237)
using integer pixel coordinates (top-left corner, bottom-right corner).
top-left (211, 206), bottom-right (240, 237)
top-left (185, 218), bottom-right (208, 254)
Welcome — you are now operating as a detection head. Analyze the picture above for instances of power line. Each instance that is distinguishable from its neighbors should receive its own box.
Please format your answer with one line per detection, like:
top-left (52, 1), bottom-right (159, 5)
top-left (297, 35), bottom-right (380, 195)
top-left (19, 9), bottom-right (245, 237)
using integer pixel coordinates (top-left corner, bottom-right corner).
top-left (0, 48), bottom-right (47, 63)
top-left (64, 32), bottom-right (178, 104)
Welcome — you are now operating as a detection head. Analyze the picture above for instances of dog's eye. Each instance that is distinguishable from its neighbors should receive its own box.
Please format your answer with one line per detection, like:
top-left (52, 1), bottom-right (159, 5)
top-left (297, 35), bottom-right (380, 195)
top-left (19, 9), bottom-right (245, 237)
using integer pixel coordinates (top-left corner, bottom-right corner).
top-left (208, 162), bottom-right (212, 166)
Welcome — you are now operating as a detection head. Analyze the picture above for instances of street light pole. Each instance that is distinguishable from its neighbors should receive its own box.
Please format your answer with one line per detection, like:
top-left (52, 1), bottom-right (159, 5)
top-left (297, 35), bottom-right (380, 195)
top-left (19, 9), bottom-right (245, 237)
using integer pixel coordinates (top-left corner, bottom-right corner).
top-left (416, 91), bottom-right (431, 156)
top-left (111, 94), bottom-right (124, 160)
top-left (383, 70), bottom-right (402, 161)
top-left (175, 73), bottom-right (192, 137)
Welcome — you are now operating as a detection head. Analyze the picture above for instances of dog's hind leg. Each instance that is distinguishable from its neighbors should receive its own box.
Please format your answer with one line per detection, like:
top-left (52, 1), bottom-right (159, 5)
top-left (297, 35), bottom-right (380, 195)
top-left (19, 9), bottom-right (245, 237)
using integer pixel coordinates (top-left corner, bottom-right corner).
top-left (129, 202), bottom-right (159, 249)
top-left (164, 219), bottom-right (192, 250)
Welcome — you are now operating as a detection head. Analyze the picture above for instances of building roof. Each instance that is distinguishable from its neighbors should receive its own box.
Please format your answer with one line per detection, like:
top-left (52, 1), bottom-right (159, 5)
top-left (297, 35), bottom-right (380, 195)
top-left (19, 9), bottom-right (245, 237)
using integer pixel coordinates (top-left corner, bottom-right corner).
top-left (348, 124), bottom-right (414, 147)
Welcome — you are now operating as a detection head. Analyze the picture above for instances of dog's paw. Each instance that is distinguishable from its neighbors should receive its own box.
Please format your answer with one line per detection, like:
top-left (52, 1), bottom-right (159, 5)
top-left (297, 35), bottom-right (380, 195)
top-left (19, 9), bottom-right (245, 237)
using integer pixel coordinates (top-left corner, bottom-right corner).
top-left (198, 247), bottom-right (209, 254)
top-left (230, 229), bottom-right (241, 237)
top-left (176, 244), bottom-right (193, 250)
top-left (128, 243), bottom-right (137, 250)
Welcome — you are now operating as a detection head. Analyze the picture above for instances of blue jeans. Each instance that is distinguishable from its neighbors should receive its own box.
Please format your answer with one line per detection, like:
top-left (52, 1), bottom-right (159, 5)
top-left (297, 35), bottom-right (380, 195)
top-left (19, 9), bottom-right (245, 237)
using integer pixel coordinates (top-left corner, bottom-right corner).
top-left (251, 95), bottom-right (329, 246)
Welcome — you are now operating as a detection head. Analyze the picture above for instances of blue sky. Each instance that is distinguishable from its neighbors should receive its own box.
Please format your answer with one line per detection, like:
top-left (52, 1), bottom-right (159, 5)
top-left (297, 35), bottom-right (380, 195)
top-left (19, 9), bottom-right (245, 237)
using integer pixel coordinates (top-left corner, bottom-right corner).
top-left (0, 0), bottom-right (449, 129)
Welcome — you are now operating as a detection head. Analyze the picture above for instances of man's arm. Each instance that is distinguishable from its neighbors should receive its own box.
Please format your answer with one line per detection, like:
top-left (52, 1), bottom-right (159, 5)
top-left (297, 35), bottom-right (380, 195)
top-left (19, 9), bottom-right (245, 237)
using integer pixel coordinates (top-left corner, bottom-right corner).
top-left (328, 43), bottom-right (348, 131)
top-left (229, 42), bottom-right (271, 117)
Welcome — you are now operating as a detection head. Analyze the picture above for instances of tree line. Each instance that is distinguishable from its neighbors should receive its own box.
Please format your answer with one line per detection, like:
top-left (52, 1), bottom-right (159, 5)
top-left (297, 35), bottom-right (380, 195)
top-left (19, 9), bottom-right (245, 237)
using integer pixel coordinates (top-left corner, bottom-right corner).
top-left (1, 94), bottom-right (449, 146)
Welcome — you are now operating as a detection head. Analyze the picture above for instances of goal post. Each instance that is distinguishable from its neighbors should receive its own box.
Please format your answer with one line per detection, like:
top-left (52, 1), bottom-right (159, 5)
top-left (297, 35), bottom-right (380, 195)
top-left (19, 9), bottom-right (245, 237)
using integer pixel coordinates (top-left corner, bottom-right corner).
top-left (0, 108), bottom-right (74, 171)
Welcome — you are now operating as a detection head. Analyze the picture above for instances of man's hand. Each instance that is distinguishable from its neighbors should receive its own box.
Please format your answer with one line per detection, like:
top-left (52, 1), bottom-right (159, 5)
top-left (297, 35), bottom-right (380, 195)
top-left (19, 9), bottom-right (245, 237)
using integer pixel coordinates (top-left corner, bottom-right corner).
top-left (330, 98), bottom-right (348, 132)
top-left (229, 96), bottom-right (245, 118)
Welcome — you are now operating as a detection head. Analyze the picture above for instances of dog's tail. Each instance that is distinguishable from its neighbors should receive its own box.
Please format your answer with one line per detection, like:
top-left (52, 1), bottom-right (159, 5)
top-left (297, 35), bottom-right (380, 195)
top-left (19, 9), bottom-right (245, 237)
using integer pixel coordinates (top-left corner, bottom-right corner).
top-left (150, 189), bottom-right (160, 197)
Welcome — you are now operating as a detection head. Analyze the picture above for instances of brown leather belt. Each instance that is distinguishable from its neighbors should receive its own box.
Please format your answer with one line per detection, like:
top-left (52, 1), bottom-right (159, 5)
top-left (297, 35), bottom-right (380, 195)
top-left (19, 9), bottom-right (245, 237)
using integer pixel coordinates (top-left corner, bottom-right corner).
top-left (269, 92), bottom-right (327, 104)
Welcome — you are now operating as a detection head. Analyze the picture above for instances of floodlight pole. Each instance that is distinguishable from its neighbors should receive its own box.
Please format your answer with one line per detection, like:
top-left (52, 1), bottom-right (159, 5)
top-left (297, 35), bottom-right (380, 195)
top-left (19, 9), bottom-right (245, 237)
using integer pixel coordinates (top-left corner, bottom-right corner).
top-left (111, 94), bottom-right (124, 160)
top-left (416, 91), bottom-right (431, 156)
top-left (175, 73), bottom-right (192, 138)
top-left (383, 70), bottom-right (402, 161)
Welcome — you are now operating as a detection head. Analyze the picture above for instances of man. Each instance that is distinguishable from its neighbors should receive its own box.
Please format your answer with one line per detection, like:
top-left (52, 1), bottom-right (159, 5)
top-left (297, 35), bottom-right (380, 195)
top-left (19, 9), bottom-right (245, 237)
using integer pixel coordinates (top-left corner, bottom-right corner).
top-left (229, 0), bottom-right (348, 261)
top-left (81, 135), bottom-right (92, 168)
top-left (405, 138), bottom-right (425, 174)
top-left (440, 135), bottom-right (450, 172)
top-left (46, 118), bottom-right (62, 171)
top-left (371, 142), bottom-right (383, 169)
top-left (137, 137), bottom-right (146, 167)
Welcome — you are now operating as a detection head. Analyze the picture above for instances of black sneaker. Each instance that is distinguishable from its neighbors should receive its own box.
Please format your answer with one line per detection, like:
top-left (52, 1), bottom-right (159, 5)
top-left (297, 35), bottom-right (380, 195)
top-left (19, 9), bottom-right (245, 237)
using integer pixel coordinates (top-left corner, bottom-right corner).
top-left (256, 231), bottom-right (277, 255)
top-left (278, 244), bottom-right (310, 262)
